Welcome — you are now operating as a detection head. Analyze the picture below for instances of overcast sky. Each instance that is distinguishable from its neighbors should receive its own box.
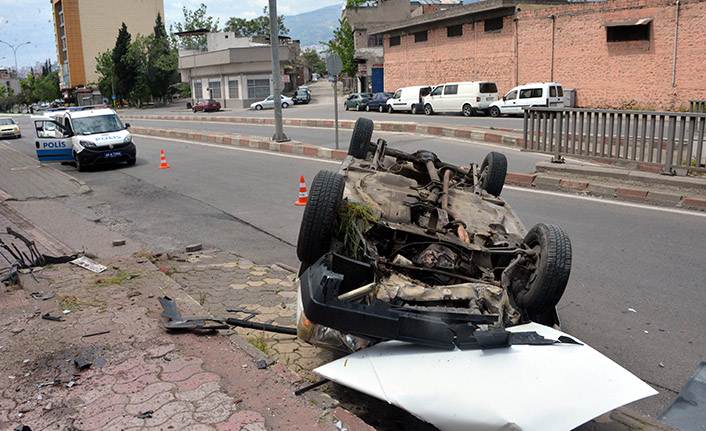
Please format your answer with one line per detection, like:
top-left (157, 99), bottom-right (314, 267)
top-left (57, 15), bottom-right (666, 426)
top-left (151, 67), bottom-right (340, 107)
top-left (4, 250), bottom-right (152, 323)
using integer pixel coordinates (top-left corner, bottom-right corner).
top-left (0, 0), bottom-right (342, 71)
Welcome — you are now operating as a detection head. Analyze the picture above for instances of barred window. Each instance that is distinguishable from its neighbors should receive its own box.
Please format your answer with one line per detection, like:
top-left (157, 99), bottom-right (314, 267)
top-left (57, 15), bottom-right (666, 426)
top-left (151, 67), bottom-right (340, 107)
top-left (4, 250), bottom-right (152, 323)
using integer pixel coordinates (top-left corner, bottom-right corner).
top-left (208, 79), bottom-right (221, 99)
top-left (247, 78), bottom-right (270, 99)
top-left (389, 35), bottom-right (400, 46)
top-left (194, 80), bottom-right (202, 99)
top-left (228, 78), bottom-right (239, 99)
top-left (368, 34), bottom-right (383, 47)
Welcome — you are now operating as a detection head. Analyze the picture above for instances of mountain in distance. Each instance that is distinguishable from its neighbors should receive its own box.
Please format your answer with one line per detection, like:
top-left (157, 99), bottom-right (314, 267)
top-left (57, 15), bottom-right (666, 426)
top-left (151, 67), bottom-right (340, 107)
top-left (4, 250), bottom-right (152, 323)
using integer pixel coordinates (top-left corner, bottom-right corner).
top-left (283, 3), bottom-right (343, 50)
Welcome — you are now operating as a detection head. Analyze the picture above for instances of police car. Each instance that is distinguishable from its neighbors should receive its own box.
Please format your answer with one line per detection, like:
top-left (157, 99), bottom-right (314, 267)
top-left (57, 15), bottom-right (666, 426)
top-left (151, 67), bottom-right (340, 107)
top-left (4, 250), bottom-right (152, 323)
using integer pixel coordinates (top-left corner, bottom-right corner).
top-left (32, 105), bottom-right (136, 171)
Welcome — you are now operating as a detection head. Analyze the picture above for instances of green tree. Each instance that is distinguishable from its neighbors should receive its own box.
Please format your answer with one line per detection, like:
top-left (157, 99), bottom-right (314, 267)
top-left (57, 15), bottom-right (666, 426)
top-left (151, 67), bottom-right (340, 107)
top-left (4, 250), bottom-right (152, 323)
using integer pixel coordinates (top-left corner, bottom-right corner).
top-left (94, 49), bottom-right (115, 99)
top-left (148, 13), bottom-right (178, 102)
top-left (126, 35), bottom-right (150, 106)
top-left (224, 7), bottom-right (288, 36)
top-left (170, 3), bottom-right (219, 50)
top-left (302, 48), bottom-right (326, 75)
top-left (346, 0), bottom-right (378, 6)
top-left (36, 71), bottom-right (60, 101)
top-left (113, 23), bottom-right (136, 102)
top-left (323, 18), bottom-right (356, 77)
top-left (41, 59), bottom-right (52, 77)
top-left (20, 70), bottom-right (38, 104)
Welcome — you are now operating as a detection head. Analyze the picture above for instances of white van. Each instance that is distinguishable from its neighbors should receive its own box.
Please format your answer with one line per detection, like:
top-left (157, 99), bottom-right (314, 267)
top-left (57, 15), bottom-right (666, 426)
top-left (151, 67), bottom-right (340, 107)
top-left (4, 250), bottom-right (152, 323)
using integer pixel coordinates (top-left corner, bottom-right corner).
top-left (33, 105), bottom-right (136, 171)
top-left (386, 85), bottom-right (432, 114)
top-left (422, 81), bottom-right (498, 116)
top-left (489, 82), bottom-right (565, 117)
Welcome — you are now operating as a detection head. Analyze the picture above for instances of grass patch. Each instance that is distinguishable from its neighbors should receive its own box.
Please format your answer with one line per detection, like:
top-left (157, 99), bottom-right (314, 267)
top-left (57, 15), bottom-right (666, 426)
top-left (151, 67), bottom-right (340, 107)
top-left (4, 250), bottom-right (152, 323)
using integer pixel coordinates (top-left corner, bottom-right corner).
top-left (247, 333), bottom-right (270, 355)
top-left (337, 201), bottom-right (378, 259)
top-left (59, 295), bottom-right (81, 311)
top-left (135, 249), bottom-right (157, 262)
top-left (92, 270), bottom-right (141, 288)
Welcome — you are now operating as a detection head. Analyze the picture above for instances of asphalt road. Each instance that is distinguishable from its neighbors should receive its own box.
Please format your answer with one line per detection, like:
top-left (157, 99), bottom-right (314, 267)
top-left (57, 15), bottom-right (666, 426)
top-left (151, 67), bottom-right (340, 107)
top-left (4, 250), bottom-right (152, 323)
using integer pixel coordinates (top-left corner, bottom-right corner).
top-left (4, 114), bottom-right (706, 419)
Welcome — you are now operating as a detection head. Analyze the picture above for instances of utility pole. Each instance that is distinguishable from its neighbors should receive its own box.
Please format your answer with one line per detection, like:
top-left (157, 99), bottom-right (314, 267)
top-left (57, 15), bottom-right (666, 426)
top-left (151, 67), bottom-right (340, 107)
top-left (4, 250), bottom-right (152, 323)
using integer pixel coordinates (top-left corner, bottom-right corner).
top-left (268, 0), bottom-right (288, 142)
top-left (0, 40), bottom-right (30, 75)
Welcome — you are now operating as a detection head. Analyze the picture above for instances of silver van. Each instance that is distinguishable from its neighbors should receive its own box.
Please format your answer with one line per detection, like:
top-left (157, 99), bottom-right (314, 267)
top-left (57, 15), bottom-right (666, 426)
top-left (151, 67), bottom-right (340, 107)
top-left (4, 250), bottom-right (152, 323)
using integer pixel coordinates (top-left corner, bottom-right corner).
top-left (489, 82), bottom-right (564, 117)
top-left (422, 81), bottom-right (498, 116)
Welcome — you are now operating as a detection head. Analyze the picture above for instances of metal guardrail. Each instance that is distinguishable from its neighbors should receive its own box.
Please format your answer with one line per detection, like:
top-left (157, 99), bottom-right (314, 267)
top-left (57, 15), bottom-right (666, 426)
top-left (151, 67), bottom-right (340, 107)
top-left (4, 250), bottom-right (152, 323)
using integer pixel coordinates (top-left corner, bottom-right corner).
top-left (689, 100), bottom-right (706, 113)
top-left (523, 107), bottom-right (706, 174)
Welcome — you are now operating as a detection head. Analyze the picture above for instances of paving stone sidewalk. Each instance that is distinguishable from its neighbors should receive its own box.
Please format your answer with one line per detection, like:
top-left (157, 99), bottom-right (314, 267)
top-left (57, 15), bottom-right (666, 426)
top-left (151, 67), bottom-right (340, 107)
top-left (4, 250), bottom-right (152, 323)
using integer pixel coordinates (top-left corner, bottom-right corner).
top-left (0, 255), bottom-right (370, 431)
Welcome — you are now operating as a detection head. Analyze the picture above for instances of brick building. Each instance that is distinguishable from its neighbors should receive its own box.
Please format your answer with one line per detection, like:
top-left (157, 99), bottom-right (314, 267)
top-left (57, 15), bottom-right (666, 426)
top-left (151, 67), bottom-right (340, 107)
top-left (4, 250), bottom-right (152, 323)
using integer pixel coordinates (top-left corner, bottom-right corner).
top-left (371, 0), bottom-right (706, 110)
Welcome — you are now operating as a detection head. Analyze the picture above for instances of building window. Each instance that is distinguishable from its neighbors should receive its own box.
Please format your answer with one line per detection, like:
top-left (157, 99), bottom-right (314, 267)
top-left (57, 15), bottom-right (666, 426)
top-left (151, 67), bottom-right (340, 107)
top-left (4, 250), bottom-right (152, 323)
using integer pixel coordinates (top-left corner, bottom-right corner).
top-left (484, 17), bottom-right (503, 33)
top-left (228, 78), bottom-right (239, 99)
top-left (447, 25), bottom-right (463, 38)
top-left (247, 78), bottom-right (270, 99)
top-left (414, 30), bottom-right (428, 43)
top-left (194, 80), bottom-right (202, 99)
top-left (389, 35), bottom-right (400, 47)
top-left (607, 24), bottom-right (651, 42)
top-left (208, 79), bottom-right (221, 99)
top-left (368, 34), bottom-right (383, 47)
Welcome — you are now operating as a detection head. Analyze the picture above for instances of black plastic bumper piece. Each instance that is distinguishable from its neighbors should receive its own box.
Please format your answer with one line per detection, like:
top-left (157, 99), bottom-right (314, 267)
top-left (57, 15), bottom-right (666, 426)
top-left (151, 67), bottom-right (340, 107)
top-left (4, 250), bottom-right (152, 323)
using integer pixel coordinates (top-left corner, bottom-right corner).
top-left (77, 142), bottom-right (136, 166)
top-left (300, 253), bottom-right (508, 350)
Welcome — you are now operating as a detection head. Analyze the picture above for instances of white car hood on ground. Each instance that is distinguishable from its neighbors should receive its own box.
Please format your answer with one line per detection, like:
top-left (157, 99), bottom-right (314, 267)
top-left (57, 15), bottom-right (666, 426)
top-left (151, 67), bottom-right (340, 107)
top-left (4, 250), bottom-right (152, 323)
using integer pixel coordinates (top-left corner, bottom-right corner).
top-left (314, 322), bottom-right (657, 431)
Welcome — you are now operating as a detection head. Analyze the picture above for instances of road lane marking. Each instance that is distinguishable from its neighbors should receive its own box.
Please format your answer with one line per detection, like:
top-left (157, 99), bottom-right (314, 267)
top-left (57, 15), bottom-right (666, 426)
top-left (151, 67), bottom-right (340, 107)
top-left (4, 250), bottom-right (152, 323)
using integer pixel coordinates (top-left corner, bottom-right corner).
top-left (505, 185), bottom-right (706, 218)
top-left (132, 134), bottom-right (340, 165)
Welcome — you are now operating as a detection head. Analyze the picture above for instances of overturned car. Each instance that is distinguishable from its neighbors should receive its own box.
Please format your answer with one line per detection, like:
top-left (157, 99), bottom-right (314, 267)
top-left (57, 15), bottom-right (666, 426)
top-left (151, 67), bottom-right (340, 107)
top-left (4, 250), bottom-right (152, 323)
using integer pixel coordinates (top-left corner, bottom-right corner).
top-left (295, 117), bottom-right (573, 352)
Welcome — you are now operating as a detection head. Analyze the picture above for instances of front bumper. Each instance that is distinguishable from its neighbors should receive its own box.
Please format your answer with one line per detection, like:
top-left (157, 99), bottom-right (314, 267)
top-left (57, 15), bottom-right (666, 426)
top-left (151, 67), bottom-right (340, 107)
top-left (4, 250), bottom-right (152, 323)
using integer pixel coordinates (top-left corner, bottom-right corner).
top-left (76, 142), bottom-right (136, 166)
top-left (1, 129), bottom-right (21, 138)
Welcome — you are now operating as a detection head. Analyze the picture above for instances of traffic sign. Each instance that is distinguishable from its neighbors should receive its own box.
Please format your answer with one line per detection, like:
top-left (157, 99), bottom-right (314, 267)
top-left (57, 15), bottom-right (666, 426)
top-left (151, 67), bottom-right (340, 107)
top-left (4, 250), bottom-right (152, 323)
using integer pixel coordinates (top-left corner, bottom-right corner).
top-left (326, 54), bottom-right (343, 76)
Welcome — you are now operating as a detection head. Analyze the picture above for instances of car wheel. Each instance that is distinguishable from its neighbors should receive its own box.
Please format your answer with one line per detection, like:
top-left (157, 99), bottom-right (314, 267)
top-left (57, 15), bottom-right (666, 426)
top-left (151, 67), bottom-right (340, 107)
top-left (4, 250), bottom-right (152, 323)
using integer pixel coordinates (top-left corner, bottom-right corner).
top-left (296, 170), bottom-right (345, 267)
top-left (479, 151), bottom-right (507, 196)
top-left (515, 224), bottom-right (572, 314)
top-left (348, 117), bottom-right (374, 159)
top-left (356, 104), bottom-right (361, 111)
top-left (411, 104), bottom-right (418, 115)
top-left (462, 104), bottom-right (475, 117)
top-left (255, 105), bottom-right (263, 110)
top-left (490, 106), bottom-right (501, 118)
top-left (282, 102), bottom-right (289, 108)
top-left (192, 108), bottom-right (196, 113)
top-left (126, 158), bottom-right (136, 166)
top-left (387, 105), bottom-right (394, 113)
top-left (365, 105), bottom-right (370, 112)
top-left (345, 104), bottom-right (349, 111)
top-left (74, 152), bottom-right (86, 172)
top-left (379, 105), bottom-right (384, 113)
top-left (424, 104), bottom-right (433, 115)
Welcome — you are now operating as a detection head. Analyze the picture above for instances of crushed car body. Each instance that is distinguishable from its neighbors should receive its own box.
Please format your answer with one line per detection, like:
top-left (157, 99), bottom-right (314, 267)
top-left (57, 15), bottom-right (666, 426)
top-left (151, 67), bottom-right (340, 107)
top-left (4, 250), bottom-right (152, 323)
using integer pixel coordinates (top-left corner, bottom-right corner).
top-left (293, 117), bottom-right (656, 430)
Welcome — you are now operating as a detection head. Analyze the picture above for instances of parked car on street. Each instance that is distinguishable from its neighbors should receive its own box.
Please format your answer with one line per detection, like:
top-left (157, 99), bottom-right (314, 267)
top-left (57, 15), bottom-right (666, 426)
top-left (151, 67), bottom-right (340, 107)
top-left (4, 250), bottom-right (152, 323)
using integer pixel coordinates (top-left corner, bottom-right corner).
top-left (489, 82), bottom-right (565, 117)
top-left (344, 93), bottom-right (373, 111)
top-left (365, 92), bottom-right (394, 112)
top-left (250, 95), bottom-right (294, 110)
top-left (423, 81), bottom-right (498, 116)
top-left (293, 88), bottom-right (310, 104)
top-left (386, 85), bottom-right (432, 114)
top-left (192, 99), bottom-right (221, 113)
top-left (0, 118), bottom-right (21, 138)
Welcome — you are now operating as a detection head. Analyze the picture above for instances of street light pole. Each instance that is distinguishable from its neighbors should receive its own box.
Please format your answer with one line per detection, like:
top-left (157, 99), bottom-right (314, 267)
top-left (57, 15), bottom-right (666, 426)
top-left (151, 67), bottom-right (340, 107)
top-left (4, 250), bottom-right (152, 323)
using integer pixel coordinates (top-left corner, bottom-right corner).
top-left (268, 0), bottom-right (288, 142)
top-left (0, 40), bottom-right (31, 74)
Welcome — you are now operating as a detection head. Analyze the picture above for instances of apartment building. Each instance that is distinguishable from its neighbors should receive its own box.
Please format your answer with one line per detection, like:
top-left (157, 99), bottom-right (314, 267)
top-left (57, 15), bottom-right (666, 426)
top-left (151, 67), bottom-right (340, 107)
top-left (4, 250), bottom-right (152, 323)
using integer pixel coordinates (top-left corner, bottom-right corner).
top-left (51, 0), bottom-right (164, 94)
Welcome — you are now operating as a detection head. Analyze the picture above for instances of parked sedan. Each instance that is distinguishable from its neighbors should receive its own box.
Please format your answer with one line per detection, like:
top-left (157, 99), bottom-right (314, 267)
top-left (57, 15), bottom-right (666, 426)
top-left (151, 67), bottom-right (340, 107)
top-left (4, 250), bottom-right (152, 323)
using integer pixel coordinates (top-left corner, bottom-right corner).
top-left (365, 92), bottom-right (394, 112)
top-left (192, 99), bottom-right (221, 113)
top-left (344, 93), bottom-right (373, 111)
top-left (250, 95), bottom-right (294, 110)
top-left (0, 118), bottom-right (21, 138)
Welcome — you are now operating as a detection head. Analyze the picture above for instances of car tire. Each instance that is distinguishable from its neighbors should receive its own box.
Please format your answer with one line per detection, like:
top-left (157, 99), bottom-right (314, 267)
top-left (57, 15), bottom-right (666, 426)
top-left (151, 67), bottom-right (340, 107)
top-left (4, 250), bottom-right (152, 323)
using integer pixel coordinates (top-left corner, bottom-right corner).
top-left (74, 152), bottom-right (86, 172)
top-left (424, 104), bottom-right (434, 115)
top-left (462, 104), bottom-right (475, 117)
top-left (356, 104), bottom-right (361, 111)
top-left (411, 104), bottom-right (418, 115)
top-left (192, 108), bottom-right (196, 113)
top-left (516, 223), bottom-right (572, 314)
top-left (365, 105), bottom-right (370, 112)
top-left (348, 117), bottom-right (374, 159)
top-left (282, 102), bottom-right (289, 108)
top-left (379, 105), bottom-right (384, 113)
top-left (490, 106), bottom-right (501, 118)
top-left (480, 151), bottom-right (507, 196)
top-left (296, 170), bottom-right (345, 267)
top-left (126, 158), bottom-right (136, 166)
top-left (387, 105), bottom-right (394, 113)
top-left (255, 105), bottom-right (262, 110)
top-left (345, 104), bottom-right (349, 111)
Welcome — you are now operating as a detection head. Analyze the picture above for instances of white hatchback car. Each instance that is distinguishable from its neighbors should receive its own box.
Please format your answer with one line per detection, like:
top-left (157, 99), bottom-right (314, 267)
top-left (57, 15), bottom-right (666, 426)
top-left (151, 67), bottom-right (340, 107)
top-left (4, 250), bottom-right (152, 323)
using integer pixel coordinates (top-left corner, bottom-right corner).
top-left (489, 82), bottom-right (565, 117)
top-left (250, 95), bottom-right (294, 110)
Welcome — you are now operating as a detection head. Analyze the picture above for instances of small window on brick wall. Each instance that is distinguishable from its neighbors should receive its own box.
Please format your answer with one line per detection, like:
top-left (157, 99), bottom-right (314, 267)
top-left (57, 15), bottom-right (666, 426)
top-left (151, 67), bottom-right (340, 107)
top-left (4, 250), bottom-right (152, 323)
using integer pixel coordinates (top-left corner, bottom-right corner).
top-left (389, 35), bottom-right (401, 47)
top-left (447, 24), bottom-right (463, 38)
top-left (607, 24), bottom-right (651, 42)
top-left (484, 17), bottom-right (503, 33)
top-left (414, 30), bottom-right (428, 43)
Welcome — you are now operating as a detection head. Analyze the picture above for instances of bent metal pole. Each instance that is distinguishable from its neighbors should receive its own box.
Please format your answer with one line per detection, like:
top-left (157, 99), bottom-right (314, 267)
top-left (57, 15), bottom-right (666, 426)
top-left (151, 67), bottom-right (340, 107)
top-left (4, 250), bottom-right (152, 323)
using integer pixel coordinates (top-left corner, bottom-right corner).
top-left (268, 0), bottom-right (288, 142)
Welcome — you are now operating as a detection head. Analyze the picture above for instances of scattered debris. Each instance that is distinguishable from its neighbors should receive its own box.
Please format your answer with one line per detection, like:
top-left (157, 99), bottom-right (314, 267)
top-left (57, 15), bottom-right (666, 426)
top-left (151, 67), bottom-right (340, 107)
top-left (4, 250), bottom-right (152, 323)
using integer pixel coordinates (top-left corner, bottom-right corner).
top-left (66, 381), bottom-right (79, 388)
top-left (644, 330), bottom-right (649, 334)
top-left (62, 309), bottom-right (71, 314)
top-left (42, 291), bottom-right (55, 300)
top-left (659, 362), bottom-right (665, 368)
top-left (29, 292), bottom-right (42, 299)
top-left (233, 398), bottom-right (243, 404)
top-left (256, 360), bottom-right (268, 369)
top-left (294, 379), bottom-right (330, 396)
top-left (136, 258), bottom-right (147, 264)
top-left (157, 296), bottom-right (228, 331)
top-left (11, 328), bottom-right (24, 334)
top-left (659, 362), bottom-right (706, 430)
top-left (137, 410), bottom-right (154, 419)
top-left (127, 290), bottom-right (141, 298)
top-left (628, 308), bottom-right (637, 313)
top-left (185, 243), bottom-right (202, 253)
top-left (14, 425), bottom-right (32, 431)
top-left (82, 330), bottom-right (110, 338)
top-left (41, 313), bottom-right (65, 322)
top-left (74, 357), bottom-right (92, 370)
top-left (225, 317), bottom-right (297, 335)
top-left (70, 256), bottom-right (107, 273)
top-left (112, 239), bottom-right (126, 247)
top-left (36, 380), bottom-right (60, 388)
top-left (44, 402), bottom-right (52, 410)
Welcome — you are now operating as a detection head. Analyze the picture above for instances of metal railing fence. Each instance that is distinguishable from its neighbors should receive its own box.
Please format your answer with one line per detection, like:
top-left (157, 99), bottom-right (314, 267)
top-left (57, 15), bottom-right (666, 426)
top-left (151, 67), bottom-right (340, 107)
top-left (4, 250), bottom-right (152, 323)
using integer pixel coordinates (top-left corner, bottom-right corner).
top-left (523, 107), bottom-right (706, 174)
top-left (689, 100), bottom-right (706, 113)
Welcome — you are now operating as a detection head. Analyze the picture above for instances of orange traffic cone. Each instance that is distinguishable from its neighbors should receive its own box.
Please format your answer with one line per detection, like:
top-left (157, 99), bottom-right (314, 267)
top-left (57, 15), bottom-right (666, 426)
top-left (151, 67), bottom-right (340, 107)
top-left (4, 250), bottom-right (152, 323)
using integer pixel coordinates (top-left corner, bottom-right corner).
top-left (158, 149), bottom-right (171, 169)
top-left (295, 175), bottom-right (308, 206)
